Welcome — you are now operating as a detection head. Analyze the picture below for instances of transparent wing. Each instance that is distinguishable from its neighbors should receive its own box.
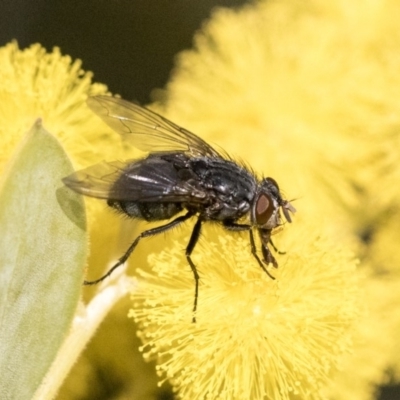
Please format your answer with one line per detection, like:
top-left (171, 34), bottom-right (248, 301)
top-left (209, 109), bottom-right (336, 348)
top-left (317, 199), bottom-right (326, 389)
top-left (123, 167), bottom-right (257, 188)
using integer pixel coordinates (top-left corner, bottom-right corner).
top-left (62, 159), bottom-right (207, 203)
top-left (87, 95), bottom-right (221, 158)
top-left (62, 161), bottom-right (126, 200)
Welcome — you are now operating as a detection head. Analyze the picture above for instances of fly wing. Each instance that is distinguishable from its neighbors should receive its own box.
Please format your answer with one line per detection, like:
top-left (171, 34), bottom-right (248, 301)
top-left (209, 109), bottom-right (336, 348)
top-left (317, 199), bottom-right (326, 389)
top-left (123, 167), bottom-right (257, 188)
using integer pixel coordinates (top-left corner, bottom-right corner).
top-left (87, 95), bottom-right (221, 158)
top-left (62, 157), bottom-right (207, 203)
top-left (62, 161), bottom-right (127, 200)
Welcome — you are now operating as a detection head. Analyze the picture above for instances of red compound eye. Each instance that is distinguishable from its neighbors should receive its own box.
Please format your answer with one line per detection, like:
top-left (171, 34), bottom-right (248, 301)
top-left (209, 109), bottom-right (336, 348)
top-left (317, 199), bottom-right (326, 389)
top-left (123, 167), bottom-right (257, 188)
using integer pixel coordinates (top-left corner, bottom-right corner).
top-left (255, 193), bottom-right (274, 226)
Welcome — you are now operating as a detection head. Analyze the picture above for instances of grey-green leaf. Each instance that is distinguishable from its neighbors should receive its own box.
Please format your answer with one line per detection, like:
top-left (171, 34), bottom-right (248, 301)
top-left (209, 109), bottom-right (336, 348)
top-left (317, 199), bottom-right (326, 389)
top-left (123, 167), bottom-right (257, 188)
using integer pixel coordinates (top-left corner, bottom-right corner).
top-left (0, 121), bottom-right (87, 399)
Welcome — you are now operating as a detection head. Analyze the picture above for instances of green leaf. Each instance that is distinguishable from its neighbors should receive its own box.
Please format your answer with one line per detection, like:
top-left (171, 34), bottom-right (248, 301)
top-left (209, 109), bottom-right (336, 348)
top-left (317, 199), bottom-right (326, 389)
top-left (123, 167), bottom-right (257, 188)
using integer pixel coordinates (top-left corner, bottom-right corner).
top-left (0, 121), bottom-right (87, 399)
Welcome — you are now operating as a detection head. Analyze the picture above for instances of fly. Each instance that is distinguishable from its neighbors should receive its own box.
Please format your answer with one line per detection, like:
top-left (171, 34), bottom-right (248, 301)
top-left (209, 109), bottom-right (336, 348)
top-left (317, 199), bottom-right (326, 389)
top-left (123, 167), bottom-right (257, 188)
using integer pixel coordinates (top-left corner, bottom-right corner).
top-left (63, 96), bottom-right (296, 322)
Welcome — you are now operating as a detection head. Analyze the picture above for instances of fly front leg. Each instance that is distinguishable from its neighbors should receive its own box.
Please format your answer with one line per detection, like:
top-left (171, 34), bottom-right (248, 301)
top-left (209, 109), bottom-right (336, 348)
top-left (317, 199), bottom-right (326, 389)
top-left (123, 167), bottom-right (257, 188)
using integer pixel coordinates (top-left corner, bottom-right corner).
top-left (250, 229), bottom-right (276, 279)
top-left (269, 238), bottom-right (285, 255)
top-left (222, 220), bottom-right (275, 280)
top-left (258, 228), bottom-right (278, 269)
top-left (261, 242), bottom-right (278, 268)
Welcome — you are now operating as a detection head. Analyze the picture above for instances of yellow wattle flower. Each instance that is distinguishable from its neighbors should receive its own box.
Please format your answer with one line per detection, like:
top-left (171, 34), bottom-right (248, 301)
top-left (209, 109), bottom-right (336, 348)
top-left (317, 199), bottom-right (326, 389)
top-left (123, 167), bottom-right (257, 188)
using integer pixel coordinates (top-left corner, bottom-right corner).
top-left (129, 226), bottom-right (360, 400)
top-left (0, 41), bottom-right (117, 172)
top-left (3, 0), bottom-right (399, 394)
top-left (152, 0), bottom-right (400, 397)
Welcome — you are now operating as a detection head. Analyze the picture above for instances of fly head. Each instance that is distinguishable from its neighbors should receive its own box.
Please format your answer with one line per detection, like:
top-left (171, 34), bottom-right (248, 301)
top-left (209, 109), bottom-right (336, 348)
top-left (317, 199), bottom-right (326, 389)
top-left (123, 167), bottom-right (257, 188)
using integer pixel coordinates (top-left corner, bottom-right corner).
top-left (253, 177), bottom-right (296, 230)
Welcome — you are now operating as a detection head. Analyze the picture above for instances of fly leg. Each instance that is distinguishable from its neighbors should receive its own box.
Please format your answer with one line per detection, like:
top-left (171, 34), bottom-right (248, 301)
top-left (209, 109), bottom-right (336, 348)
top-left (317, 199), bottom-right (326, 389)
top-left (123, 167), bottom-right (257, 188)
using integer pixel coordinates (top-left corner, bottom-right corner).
top-left (84, 211), bottom-right (195, 285)
top-left (250, 230), bottom-right (276, 278)
top-left (222, 221), bottom-right (275, 280)
top-left (186, 218), bottom-right (203, 323)
top-left (261, 241), bottom-right (278, 269)
top-left (258, 228), bottom-right (279, 270)
top-left (269, 238), bottom-right (285, 255)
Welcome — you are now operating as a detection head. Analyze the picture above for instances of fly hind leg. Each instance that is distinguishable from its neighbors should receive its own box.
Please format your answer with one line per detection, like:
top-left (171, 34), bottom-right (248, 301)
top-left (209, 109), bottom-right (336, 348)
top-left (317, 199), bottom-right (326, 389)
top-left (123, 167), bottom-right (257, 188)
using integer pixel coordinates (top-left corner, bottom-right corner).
top-left (84, 211), bottom-right (195, 285)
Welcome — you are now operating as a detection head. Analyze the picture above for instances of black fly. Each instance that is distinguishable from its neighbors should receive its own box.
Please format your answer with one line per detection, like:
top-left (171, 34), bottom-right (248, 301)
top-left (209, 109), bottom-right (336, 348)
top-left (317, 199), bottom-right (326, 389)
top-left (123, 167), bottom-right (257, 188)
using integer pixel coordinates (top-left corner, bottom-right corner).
top-left (63, 96), bottom-right (296, 321)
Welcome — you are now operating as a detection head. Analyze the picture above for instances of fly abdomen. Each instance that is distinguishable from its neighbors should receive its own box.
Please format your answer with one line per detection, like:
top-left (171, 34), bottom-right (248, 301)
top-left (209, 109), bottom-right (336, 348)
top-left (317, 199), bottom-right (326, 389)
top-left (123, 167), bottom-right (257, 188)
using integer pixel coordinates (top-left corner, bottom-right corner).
top-left (108, 199), bottom-right (183, 221)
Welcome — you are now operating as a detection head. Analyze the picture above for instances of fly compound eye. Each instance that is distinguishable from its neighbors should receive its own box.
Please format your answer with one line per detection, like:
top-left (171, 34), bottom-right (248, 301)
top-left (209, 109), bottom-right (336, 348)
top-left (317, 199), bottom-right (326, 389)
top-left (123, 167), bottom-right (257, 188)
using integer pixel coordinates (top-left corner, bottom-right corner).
top-left (255, 193), bottom-right (275, 226)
